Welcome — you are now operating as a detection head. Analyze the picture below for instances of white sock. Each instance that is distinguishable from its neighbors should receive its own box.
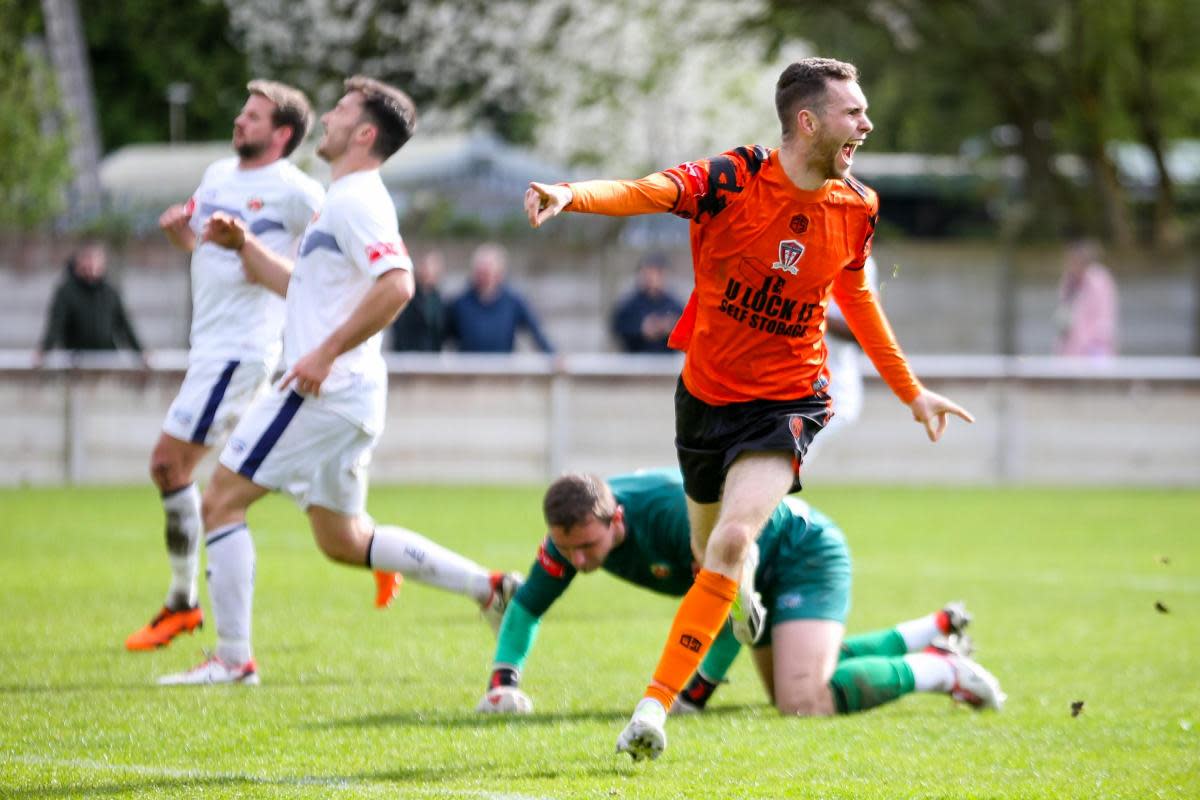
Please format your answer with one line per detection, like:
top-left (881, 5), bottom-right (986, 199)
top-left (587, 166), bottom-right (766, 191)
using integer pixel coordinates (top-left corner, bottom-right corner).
top-left (162, 483), bottom-right (202, 610)
top-left (904, 652), bottom-right (955, 693)
top-left (205, 522), bottom-right (254, 665)
top-left (895, 612), bottom-right (942, 651)
top-left (368, 525), bottom-right (492, 605)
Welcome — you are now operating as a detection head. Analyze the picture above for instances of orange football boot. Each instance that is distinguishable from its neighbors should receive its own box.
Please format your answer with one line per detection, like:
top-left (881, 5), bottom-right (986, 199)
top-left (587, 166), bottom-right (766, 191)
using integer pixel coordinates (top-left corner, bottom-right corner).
top-left (125, 605), bottom-right (204, 651)
top-left (374, 570), bottom-right (403, 609)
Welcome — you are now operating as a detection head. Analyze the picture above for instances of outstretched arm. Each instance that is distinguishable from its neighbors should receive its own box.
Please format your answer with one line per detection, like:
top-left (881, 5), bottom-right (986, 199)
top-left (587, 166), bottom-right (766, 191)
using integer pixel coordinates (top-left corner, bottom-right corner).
top-left (833, 270), bottom-right (973, 441)
top-left (525, 182), bottom-right (573, 228)
top-left (907, 389), bottom-right (974, 442)
top-left (525, 173), bottom-right (679, 228)
top-left (477, 540), bottom-right (577, 714)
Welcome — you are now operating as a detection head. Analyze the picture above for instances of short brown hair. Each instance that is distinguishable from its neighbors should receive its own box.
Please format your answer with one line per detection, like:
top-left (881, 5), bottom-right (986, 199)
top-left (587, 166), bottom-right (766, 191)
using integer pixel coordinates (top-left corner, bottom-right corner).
top-left (344, 75), bottom-right (418, 160)
top-left (543, 473), bottom-right (616, 531)
top-left (775, 58), bottom-right (859, 141)
top-left (247, 79), bottom-right (314, 157)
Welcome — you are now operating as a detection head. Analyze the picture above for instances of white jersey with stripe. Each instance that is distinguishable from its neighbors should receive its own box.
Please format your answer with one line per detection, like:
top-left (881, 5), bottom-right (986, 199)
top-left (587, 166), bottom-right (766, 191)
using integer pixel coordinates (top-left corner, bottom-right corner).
top-left (186, 157), bottom-right (325, 367)
top-left (285, 169), bottom-right (412, 435)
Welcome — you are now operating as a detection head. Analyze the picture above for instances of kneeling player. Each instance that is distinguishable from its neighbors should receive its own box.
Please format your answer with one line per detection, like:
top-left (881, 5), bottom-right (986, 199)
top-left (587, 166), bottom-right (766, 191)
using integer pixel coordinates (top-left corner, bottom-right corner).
top-left (476, 470), bottom-right (1004, 730)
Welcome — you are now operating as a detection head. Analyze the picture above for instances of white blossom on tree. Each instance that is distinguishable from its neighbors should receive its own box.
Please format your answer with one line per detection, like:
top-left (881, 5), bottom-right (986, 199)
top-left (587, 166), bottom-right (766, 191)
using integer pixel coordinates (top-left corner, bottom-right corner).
top-left (224, 0), bottom-right (808, 173)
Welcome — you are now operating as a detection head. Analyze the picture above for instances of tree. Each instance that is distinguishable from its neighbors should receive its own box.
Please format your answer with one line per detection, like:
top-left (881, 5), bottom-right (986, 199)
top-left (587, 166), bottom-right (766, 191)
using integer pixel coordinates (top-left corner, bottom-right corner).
top-left (81, 0), bottom-right (250, 150)
top-left (759, 0), bottom-right (1200, 248)
top-left (223, 0), bottom-right (789, 174)
top-left (0, 0), bottom-right (72, 230)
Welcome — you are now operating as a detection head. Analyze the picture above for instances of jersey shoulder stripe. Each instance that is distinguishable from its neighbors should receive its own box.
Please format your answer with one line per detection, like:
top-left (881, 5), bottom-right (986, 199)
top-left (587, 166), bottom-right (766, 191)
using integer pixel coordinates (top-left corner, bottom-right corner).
top-left (663, 144), bottom-right (773, 224)
top-left (840, 176), bottom-right (880, 210)
top-left (536, 540), bottom-right (567, 579)
top-left (299, 230), bottom-right (342, 257)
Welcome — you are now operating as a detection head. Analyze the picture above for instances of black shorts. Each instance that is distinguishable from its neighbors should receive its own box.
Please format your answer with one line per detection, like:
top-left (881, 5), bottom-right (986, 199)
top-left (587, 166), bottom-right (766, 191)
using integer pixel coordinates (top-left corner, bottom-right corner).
top-left (674, 378), bottom-right (832, 504)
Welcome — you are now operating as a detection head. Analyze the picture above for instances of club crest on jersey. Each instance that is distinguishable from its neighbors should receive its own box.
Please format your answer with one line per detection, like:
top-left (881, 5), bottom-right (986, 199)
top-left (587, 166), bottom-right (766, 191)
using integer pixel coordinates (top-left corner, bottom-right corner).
top-left (788, 415), bottom-right (807, 448)
top-left (650, 562), bottom-right (672, 579)
top-left (366, 241), bottom-right (404, 264)
top-left (246, 197), bottom-right (264, 212)
top-left (772, 239), bottom-right (805, 275)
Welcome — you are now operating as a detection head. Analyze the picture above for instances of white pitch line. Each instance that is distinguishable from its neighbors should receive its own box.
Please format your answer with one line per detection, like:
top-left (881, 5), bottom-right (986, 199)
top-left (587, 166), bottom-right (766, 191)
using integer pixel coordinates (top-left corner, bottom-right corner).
top-left (2, 755), bottom-right (556, 800)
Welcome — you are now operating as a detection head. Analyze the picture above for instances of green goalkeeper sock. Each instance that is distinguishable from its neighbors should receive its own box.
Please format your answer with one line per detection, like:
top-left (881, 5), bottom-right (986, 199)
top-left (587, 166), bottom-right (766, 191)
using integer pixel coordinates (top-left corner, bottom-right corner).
top-left (696, 623), bottom-right (742, 682)
top-left (839, 628), bottom-right (907, 660)
top-left (829, 656), bottom-right (916, 713)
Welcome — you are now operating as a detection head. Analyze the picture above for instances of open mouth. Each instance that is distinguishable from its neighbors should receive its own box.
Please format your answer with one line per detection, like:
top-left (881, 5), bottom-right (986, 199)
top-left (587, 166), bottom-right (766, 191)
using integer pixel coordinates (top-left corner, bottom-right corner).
top-left (840, 140), bottom-right (864, 166)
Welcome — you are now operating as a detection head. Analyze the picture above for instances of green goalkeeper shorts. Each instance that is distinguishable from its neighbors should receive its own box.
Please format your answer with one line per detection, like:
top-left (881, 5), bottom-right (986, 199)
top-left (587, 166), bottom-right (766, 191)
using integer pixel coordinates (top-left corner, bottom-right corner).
top-left (754, 521), bottom-right (852, 648)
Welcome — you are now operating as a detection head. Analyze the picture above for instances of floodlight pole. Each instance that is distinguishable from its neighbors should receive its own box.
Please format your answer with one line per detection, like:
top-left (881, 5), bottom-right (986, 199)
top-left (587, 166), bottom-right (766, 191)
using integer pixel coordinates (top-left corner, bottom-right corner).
top-left (167, 82), bottom-right (193, 144)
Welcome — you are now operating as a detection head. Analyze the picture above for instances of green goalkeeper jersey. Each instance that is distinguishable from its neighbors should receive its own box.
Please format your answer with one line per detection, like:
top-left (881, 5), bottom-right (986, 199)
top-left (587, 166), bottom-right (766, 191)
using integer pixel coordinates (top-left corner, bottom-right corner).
top-left (492, 468), bottom-right (835, 670)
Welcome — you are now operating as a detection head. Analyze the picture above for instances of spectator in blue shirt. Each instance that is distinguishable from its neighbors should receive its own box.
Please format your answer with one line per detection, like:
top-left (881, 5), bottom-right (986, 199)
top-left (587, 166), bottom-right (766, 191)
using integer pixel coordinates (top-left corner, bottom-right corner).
top-left (446, 243), bottom-right (554, 353)
top-left (611, 252), bottom-right (684, 353)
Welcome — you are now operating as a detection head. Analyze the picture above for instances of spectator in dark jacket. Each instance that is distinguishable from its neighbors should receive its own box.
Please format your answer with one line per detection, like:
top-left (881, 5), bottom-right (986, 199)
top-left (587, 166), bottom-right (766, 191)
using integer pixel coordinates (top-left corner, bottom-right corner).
top-left (391, 250), bottom-right (446, 351)
top-left (35, 242), bottom-right (146, 366)
top-left (611, 252), bottom-right (684, 353)
top-left (445, 243), bottom-right (554, 353)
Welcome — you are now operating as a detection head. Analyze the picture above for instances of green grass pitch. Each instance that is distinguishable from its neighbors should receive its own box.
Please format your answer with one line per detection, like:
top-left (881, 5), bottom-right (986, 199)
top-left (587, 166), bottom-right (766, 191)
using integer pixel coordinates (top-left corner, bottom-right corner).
top-left (2, 484), bottom-right (1197, 799)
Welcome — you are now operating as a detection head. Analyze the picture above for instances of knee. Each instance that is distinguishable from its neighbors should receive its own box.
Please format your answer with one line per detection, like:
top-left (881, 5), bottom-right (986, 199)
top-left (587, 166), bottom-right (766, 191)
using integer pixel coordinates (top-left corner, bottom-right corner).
top-left (149, 450), bottom-right (179, 492)
top-left (315, 535), bottom-right (358, 566)
top-left (775, 686), bottom-right (835, 717)
top-left (199, 491), bottom-right (222, 531)
top-left (200, 486), bottom-right (239, 532)
top-left (309, 512), bottom-right (367, 566)
top-left (708, 521), bottom-right (757, 566)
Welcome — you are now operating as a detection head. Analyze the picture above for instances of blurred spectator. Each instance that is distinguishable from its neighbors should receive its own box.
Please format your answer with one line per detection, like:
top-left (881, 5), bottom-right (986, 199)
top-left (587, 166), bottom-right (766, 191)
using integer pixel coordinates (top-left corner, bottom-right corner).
top-left (445, 243), bottom-right (554, 353)
top-left (391, 250), bottom-right (446, 351)
top-left (1054, 239), bottom-right (1118, 358)
top-left (611, 252), bottom-right (685, 353)
top-left (34, 242), bottom-right (146, 366)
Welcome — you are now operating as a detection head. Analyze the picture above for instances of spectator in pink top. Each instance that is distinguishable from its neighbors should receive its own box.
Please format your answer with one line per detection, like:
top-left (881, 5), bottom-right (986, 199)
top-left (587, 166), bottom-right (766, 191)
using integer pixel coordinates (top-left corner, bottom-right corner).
top-left (1054, 239), bottom-right (1117, 358)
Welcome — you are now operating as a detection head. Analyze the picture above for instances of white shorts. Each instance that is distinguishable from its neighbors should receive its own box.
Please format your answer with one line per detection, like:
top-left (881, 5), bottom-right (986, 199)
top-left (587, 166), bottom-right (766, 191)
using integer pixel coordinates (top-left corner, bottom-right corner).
top-left (218, 389), bottom-right (377, 515)
top-left (163, 358), bottom-right (273, 447)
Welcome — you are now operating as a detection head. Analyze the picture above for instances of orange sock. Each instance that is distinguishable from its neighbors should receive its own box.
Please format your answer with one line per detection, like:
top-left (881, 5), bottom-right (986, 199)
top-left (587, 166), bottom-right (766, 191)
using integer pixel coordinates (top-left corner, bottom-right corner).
top-left (643, 569), bottom-right (737, 710)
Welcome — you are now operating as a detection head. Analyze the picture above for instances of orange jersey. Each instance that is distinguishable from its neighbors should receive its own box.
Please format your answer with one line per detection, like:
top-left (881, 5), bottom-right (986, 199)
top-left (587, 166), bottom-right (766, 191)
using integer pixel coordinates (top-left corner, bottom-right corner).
top-left (567, 146), bottom-right (922, 405)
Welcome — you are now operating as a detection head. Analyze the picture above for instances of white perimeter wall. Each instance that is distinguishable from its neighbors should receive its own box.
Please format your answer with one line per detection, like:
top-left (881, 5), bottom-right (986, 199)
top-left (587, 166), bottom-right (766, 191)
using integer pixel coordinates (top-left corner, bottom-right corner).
top-left (1, 353), bottom-right (1197, 487)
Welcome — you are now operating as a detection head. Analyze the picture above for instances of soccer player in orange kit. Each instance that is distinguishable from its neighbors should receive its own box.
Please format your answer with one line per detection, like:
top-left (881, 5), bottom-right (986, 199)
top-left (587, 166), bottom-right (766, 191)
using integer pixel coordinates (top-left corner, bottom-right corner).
top-left (524, 57), bottom-right (974, 761)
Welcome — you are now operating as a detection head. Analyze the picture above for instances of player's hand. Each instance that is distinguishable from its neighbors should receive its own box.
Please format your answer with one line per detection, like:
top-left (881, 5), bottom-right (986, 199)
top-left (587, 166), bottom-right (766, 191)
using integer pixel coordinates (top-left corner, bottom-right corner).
top-left (203, 212), bottom-right (248, 251)
top-left (279, 345), bottom-right (336, 397)
top-left (476, 686), bottom-right (533, 714)
top-left (524, 182), bottom-right (572, 228)
top-left (908, 388), bottom-right (974, 442)
top-left (158, 203), bottom-right (192, 234)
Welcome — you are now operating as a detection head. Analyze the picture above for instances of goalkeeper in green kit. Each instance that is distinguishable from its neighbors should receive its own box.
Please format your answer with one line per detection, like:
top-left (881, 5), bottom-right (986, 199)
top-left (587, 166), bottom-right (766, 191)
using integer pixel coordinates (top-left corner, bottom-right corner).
top-left (477, 469), bottom-right (1004, 717)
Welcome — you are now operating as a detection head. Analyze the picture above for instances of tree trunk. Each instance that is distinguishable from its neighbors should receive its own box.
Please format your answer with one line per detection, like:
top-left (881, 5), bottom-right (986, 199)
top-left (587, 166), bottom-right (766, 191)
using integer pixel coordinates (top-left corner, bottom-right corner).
top-left (1129, 3), bottom-right (1180, 249)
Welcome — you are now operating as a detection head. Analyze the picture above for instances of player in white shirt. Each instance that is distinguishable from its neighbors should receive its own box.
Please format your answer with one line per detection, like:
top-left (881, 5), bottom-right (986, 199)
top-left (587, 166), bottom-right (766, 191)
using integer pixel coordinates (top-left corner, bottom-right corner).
top-left (158, 77), bottom-right (519, 686)
top-left (127, 81), bottom-right (325, 652)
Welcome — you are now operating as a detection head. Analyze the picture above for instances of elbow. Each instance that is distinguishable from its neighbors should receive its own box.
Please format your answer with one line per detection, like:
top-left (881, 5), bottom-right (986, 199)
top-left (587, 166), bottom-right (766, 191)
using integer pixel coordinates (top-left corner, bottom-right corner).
top-left (385, 269), bottom-right (416, 316)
